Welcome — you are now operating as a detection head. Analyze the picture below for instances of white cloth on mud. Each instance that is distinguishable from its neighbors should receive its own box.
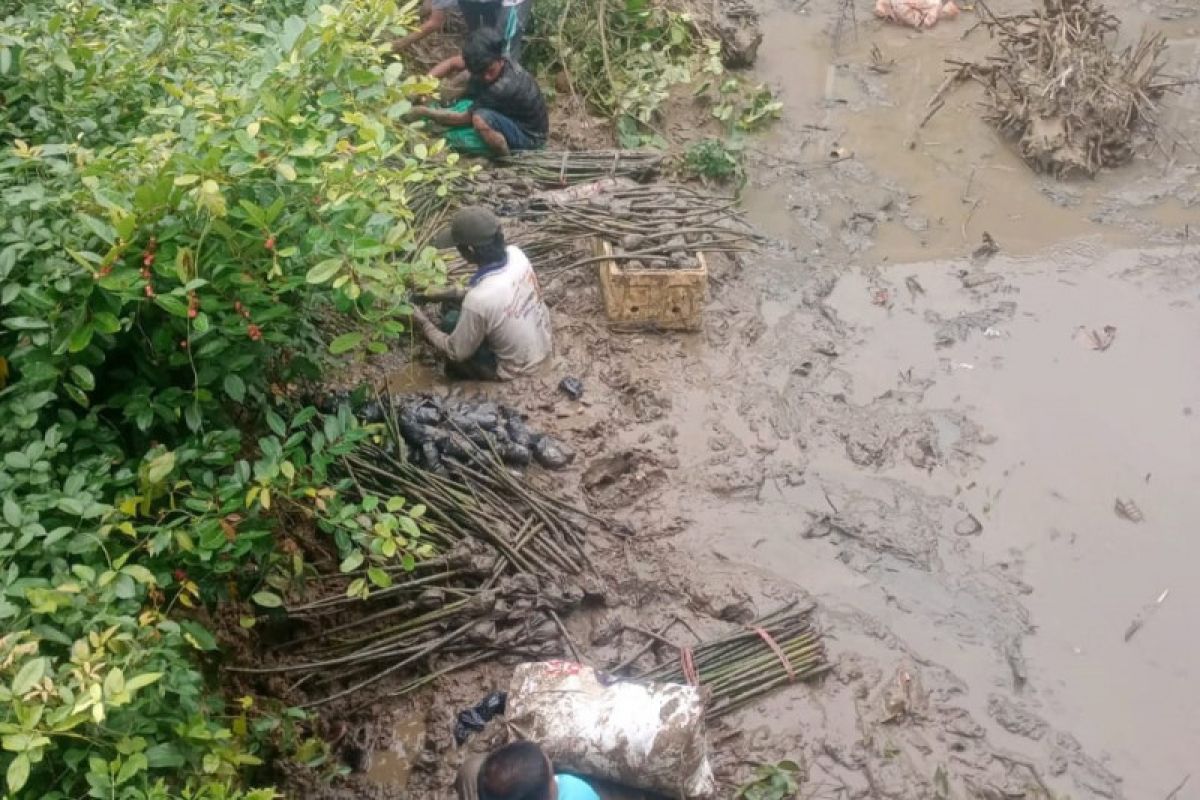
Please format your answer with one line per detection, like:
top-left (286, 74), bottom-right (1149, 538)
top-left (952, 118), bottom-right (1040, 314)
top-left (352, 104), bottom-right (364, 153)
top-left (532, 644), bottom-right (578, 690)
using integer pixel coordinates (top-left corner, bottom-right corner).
top-left (506, 661), bottom-right (717, 798)
top-left (874, 0), bottom-right (960, 28)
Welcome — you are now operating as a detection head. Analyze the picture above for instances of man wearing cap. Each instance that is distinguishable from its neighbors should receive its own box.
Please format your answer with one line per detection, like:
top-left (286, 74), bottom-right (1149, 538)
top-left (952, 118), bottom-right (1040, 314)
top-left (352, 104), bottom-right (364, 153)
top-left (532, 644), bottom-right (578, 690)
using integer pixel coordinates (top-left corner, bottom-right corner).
top-left (412, 207), bottom-right (552, 380)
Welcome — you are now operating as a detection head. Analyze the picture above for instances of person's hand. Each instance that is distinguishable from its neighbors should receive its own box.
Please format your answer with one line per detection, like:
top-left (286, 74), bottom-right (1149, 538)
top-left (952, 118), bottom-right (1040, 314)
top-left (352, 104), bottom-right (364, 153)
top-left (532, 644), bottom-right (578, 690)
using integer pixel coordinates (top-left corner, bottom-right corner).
top-left (405, 105), bottom-right (430, 123)
top-left (411, 305), bottom-right (436, 337)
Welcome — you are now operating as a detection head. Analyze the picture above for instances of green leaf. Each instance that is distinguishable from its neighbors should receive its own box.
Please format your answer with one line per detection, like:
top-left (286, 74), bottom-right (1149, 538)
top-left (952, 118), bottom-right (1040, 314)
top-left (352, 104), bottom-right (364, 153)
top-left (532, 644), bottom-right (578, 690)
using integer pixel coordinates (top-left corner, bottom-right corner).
top-left (70, 364), bottom-right (95, 391)
top-left (367, 567), bottom-right (392, 588)
top-left (92, 311), bottom-right (121, 334)
top-left (173, 174), bottom-right (201, 186)
top-left (305, 258), bottom-right (341, 284)
top-left (385, 496), bottom-right (406, 512)
top-left (4, 452), bottom-right (31, 470)
top-left (125, 672), bottom-right (163, 694)
top-left (339, 551), bottom-right (364, 573)
top-left (329, 332), bottom-right (363, 354)
top-left (6, 753), bottom-right (29, 794)
top-left (116, 753), bottom-right (147, 785)
top-left (146, 450), bottom-right (176, 483)
top-left (252, 591), bottom-right (283, 608)
top-left (2, 317), bottom-right (49, 331)
top-left (265, 409), bottom-right (287, 437)
top-left (103, 667), bottom-right (126, 698)
top-left (122, 565), bottom-right (156, 585)
top-left (155, 294), bottom-right (189, 318)
top-left (180, 621), bottom-right (218, 651)
top-left (2, 497), bottom-right (20, 527)
top-left (11, 658), bottom-right (46, 695)
top-left (275, 161), bottom-right (297, 181)
top-left (224, 374), bottom-right (246, 402)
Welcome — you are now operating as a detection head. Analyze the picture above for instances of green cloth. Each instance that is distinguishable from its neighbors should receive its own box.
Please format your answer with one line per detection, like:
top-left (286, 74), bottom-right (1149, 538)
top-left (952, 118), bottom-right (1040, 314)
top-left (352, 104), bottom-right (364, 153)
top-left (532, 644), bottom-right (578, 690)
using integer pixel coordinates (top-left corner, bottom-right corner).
top-left (440, 99), bottom-right (491, 156)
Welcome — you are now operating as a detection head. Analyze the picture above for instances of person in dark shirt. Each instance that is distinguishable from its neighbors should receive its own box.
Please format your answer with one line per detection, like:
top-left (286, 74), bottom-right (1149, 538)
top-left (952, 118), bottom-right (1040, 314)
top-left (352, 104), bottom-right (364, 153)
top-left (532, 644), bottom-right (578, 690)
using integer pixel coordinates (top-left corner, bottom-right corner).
top-left (411, 29), bottom-right (548, 156)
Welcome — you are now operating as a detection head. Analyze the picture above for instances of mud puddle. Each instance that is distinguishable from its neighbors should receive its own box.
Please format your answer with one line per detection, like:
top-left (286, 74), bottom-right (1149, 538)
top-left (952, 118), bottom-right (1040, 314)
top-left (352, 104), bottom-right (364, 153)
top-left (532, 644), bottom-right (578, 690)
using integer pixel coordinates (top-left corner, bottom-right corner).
top-left (746, 0), bottom-right (1200, 261)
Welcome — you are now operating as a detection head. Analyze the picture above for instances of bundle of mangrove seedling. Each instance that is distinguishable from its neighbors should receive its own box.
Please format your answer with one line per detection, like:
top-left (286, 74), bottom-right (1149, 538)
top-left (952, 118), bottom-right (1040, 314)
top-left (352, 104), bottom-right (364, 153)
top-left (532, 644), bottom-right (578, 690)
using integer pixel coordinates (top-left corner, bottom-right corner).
top-left (631, 604), bottom-right (829, 719)
top-left (521, 181), bottom-right (756, 275)
top-left (927, 0), bottom-right (1183, 176)
top-left (493, 149), bottom-right (665, 187)
top-left (228, 410), bottom-right (610, 707)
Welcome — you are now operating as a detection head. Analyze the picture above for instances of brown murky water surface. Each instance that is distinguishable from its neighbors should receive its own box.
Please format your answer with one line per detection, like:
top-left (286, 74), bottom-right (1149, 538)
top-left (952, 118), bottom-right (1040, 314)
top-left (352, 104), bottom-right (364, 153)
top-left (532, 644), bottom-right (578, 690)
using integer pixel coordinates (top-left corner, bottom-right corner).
top-left (691, 0), bottom-right (1200, 795)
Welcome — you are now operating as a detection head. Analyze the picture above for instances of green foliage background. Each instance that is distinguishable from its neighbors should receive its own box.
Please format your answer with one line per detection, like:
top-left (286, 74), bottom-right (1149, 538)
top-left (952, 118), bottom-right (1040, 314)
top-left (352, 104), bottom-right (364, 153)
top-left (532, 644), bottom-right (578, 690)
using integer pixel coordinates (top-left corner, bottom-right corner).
top-left (0, 1), bottom-right (458, 796)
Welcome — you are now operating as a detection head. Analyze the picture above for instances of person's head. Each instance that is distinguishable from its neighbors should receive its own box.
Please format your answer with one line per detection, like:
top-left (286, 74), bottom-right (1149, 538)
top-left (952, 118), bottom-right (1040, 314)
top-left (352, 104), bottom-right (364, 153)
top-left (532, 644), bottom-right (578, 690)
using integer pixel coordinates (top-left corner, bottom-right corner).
top-left (432, 206), bottom-right (508, 266)
top-left (477, 741), bottom-right (555, 800)
top-left (462, 28), bottom-right (505, 82)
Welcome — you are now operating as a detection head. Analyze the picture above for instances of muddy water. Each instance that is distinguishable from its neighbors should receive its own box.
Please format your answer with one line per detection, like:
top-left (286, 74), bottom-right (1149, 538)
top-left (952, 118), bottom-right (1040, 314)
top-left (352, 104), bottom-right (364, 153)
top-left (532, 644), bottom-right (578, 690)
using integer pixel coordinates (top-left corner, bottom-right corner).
top-left (747, 0), bottom-right (1200, 261)
top-left (711, 0), bottom-right (1200, 796)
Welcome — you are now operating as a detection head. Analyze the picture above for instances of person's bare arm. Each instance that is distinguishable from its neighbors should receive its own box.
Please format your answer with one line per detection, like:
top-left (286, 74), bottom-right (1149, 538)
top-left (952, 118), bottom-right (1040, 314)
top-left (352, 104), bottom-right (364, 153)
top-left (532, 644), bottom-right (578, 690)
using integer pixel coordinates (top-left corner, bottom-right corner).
top-left (430, 54), bottom-right (466, 79)
top-left (413, 306), bottom-right (488, 362)
top-left (391, 7), bottom-right (447, 52)
top-left (409, 105), bottom-right (473, 127)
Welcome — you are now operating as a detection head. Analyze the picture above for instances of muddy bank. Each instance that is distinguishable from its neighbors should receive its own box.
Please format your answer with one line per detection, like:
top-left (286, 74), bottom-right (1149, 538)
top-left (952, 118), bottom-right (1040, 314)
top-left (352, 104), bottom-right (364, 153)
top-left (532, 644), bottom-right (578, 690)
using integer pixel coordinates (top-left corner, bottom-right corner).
top-left (322, 0), bottom-right (1200, 797)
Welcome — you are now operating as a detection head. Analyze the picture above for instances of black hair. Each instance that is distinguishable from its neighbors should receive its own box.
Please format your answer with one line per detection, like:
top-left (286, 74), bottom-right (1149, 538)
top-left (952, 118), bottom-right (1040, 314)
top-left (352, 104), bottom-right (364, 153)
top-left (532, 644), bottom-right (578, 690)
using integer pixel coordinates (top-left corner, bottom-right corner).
top-left (458, 230), bottom-right (507, 267)
top-left (477, 741), bottom-right (553, 800)
top-left (463, 28), bottom-right (504, 75)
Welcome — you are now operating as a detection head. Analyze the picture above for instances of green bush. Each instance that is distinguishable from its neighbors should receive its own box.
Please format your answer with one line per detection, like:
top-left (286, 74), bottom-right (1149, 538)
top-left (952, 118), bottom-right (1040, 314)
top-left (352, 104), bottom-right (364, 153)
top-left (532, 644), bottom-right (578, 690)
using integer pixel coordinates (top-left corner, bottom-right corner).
top-left (0, 0), bottom-right (456, 796)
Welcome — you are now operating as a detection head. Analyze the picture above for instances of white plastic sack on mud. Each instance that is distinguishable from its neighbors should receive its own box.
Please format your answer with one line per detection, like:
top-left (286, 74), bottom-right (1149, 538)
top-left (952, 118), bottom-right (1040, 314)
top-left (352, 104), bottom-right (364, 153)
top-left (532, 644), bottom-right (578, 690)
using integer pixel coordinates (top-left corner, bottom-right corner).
top-left (874, 0), bottom-right (960, 29)
top-left (506, 661), bottom-right (716, 798)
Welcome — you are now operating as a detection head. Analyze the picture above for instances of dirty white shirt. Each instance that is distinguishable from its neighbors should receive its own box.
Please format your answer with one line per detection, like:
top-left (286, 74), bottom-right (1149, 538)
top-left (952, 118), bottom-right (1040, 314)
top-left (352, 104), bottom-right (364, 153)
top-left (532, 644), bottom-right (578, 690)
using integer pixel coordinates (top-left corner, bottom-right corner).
top-left (423, 246), bottom-right (552, 379)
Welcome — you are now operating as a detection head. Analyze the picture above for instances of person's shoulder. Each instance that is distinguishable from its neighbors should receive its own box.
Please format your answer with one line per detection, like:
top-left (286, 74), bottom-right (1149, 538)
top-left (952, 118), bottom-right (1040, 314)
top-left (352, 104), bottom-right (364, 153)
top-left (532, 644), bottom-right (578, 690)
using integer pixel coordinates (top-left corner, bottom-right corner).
top-left (505, 245), bottom-right (532, 267)
top-left (555, 774), bottom-right (602, 800)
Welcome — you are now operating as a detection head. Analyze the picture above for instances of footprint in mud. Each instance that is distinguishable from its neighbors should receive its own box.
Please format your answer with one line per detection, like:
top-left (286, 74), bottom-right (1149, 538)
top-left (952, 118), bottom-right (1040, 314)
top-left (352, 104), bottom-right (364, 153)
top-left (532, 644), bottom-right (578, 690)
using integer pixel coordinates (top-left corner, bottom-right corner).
top-left (582, 450), bottom-right (668, 509)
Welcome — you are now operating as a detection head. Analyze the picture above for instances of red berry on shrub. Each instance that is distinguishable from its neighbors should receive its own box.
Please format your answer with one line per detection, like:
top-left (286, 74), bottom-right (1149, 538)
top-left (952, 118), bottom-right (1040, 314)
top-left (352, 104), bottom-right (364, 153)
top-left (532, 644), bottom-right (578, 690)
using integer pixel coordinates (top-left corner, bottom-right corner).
top-left (247, 324), bottom-right (262, 341)
top-left (188, 308), bottom-right (198, 319)
top-left (173, 569), bottom-right (187, 582)
top-left (264, 236), bottom-right (276, 251)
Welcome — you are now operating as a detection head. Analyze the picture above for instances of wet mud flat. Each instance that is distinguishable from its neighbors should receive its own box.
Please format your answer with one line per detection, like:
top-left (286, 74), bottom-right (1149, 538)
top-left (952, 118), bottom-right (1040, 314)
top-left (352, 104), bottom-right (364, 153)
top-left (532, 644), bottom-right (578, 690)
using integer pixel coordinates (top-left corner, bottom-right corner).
top-left (318, 1), bottom-right (1200, 797)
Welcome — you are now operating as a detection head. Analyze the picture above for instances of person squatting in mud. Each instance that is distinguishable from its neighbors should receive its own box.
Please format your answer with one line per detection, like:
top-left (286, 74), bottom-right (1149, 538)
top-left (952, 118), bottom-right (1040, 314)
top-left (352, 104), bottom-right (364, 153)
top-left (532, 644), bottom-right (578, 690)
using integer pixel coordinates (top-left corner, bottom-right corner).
top-left (412, 206), bottom-right (553, 381)
top-left (407, 28), bottom-right (549, 157)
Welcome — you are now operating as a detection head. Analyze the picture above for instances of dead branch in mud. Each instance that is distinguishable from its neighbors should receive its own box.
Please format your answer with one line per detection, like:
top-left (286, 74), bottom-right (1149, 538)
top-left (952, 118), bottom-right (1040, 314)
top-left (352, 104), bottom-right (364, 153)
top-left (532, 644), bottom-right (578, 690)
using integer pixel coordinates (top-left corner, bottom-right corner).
top-left (923, 0), bottom-right (1189, 177)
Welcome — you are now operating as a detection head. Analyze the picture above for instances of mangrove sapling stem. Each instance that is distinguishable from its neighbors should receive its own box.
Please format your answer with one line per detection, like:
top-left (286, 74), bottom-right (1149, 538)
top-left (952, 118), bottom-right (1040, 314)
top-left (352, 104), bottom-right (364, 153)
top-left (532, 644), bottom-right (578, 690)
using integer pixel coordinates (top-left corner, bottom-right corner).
top-left (286, 569), bottom-right (463, 615)
top-left (611, 619), bottom-right (680, 673)
top-left (710, 663), bottom-right (835, 718)
top-left (703, 640), bottom-right (825, 693)
top-left (302, 620), bottom-right (476, 708)
top-left (311, 597), bottom-right (473, 653)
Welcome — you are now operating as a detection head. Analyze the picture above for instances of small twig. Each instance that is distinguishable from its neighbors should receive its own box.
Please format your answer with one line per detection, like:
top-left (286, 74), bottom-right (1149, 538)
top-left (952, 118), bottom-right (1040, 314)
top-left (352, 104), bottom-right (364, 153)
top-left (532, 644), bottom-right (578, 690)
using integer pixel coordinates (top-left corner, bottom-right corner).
top-left (1165, 774), bottom-right (1190, 800)
top-left (549, 610), bottom-right (588, 665)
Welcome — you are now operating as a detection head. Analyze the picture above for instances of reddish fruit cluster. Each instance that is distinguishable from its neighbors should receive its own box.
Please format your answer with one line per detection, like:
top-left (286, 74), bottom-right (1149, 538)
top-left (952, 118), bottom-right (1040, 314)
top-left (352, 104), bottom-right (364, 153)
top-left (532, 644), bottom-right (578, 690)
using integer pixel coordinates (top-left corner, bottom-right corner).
top-left (187, 291), bottom-right (199, 319)
top-left (141, 237), bottom-right (158, 297)
top-left (173, 569), bottom-right (188, 582)
top-left (233, 300), bottom-right (250, 319)
top-left (140, 237), bottom-right (158, 279)
top-left (247, 323), bottom-right (262, 342)
top-left (264, 235), bottom-right (276, 252)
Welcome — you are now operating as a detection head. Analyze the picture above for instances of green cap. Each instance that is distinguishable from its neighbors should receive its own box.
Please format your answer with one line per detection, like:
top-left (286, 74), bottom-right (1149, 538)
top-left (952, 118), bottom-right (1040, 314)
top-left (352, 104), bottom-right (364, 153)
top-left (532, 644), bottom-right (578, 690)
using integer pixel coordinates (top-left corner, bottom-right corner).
top-left (431, 206), bottom-right (502, 249)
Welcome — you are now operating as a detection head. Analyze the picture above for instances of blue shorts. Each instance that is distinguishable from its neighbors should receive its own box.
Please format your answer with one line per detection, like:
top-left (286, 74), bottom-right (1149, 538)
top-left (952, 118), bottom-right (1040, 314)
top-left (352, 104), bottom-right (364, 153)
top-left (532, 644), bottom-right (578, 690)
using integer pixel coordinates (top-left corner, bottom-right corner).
top-left (473, 108), bottom-right (543, 151)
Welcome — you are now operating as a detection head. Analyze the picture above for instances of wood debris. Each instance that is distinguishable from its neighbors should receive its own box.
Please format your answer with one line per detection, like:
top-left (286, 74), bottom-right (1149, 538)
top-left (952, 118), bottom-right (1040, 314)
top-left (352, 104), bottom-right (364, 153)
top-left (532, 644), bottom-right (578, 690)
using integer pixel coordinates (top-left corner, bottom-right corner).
top-left (929, 0), bottom-right (1184, 176)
